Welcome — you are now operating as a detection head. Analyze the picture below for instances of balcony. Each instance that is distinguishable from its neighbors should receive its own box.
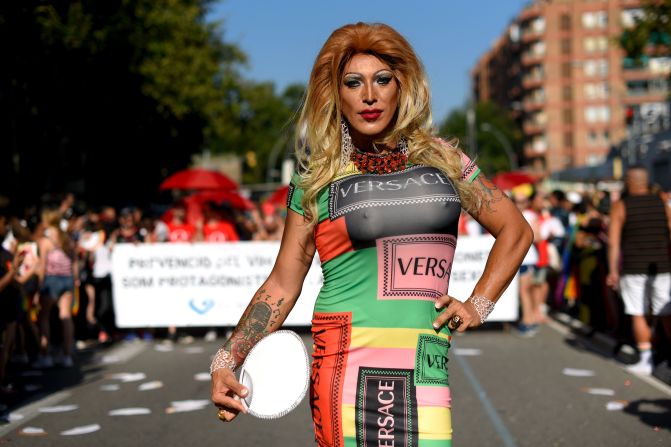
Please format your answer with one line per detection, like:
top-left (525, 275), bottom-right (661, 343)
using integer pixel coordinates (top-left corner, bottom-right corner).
top-left (519, 5), bottom-right (542, 21)
top-left (623, 68), bottom-right (661, 81)
top-left (522, 75), bottom-right (544, 89)
top-left (521, 51), bottom-right (544, 66)
top-left (523, 99), bottom-right (545, 112)
top-left (523, 121), bottom-right (545, 135)
top-left (521, 29), bottom-right (543, 44)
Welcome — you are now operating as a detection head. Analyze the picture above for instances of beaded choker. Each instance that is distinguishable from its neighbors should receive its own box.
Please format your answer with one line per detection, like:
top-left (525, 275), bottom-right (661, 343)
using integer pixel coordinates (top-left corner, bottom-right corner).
top-left (351, 140), bottom-right (408, 174)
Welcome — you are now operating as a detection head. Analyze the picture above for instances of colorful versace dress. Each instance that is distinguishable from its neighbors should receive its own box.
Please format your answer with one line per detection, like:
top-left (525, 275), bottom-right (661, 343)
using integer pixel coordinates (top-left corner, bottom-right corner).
top-left (288, 152), bottom-right (480, 447)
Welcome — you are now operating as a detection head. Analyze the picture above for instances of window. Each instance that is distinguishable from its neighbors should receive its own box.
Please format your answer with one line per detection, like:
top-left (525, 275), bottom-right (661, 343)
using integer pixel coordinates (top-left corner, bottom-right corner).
top-left (584, 60), bottom-right (596, 76)
top-left (562, 62), bottom-right (572, 77)
top-left (584, 59), bottom-right (608, 77)
top-left (584, 37), bottom-right (607, 53)
top-left (596, 36), bottom-right (609, 52)
top-left (587, 131), bottom-right (598, 145)
top-left (583, 11), bottom-right (608, 29)
top-left (584, 37), bottom-right (595, 53)
top-left (563, 132), bottom-right (573, 148)
top-left (561, 38), bottom-right (571, 54)
top-left (562, 86), bottom-right (573, 101)
top-left (626, 80), bottom-right (647, 96)
top-left (531, 41), bottom-right (546, 56)
top-left (650, 78), bottom-right (670, 93)
top-left (597, 60), bottom-right (609, 76)
top-left (584, 106), bottom-right (611, 123)
top-left (532, 17), bottom-right (546, 33)
top-left (563, 109), bottom-right (573, 124)
top-left (561, 14), bottom-right (572, 31)
top-left (532, 135), bottom-right (547, 153)
top-left (584, 82), bottom-right (609, 99)
top-left (650, 57), bottom-right (671, 75)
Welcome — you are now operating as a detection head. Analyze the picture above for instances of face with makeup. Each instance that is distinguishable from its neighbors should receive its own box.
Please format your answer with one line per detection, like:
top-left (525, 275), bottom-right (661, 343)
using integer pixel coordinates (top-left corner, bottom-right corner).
top-left (339, 53), bottom-right (399, 150)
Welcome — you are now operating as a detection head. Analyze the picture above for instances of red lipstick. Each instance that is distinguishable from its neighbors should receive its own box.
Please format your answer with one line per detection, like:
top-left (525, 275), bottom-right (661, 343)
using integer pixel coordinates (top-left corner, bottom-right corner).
top-left (360, 108), bottom-right (382, 120)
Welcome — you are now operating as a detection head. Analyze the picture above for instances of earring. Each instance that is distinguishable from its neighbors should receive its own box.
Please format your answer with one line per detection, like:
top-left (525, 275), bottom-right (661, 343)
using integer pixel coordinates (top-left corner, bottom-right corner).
top-left (340, 119), bottom-right (353, 171)
top-left (399, 137), bottom-right (409, 158)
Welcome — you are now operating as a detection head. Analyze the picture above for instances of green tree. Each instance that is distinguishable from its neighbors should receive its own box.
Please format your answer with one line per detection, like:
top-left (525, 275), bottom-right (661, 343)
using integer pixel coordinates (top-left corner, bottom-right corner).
top-left (0, 0), bottom-right (248, 206)
top-left (211, 81), bottom-right (305, 184)
top-left (619, 0), bottom-right (671, 63)
top-left (439, 102), bottom-right (522, 174)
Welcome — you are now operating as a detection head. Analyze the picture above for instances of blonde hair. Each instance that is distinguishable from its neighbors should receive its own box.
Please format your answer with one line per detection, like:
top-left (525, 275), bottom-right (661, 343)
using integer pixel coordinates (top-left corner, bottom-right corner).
top-left (41, 208), bottom-right (72, 256)
top-left (295, 22), bottom-right (479, 226)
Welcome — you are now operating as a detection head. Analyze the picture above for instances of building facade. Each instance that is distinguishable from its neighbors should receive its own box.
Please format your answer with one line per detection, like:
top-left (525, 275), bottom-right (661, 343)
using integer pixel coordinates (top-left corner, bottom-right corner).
top-left (472, 0), bottom-right (671, 173)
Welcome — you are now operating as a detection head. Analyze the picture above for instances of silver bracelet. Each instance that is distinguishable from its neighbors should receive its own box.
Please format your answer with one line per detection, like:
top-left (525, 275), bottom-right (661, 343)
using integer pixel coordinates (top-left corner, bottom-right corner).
top-left (466, 295), bottom-right (495, 324)
top-left (210, 347), bottom-right (237, 375)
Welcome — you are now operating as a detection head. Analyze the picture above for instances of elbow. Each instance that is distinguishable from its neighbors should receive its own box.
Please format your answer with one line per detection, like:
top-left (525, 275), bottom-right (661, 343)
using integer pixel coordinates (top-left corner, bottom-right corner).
top-left (520, 221), bottom-right (534, 253)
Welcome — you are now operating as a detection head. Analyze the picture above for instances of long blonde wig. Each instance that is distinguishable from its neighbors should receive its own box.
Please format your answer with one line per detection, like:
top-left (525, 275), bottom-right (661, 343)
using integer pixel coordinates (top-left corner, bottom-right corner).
top-left (295, 22), bottom-right (480, 226)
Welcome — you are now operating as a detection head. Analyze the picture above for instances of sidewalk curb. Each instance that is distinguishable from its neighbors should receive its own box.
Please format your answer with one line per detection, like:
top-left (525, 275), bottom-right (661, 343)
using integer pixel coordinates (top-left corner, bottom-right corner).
top-left (549, 311), bottom-right (671, 389)
top-left (551, 312), bottom-right (620, 354)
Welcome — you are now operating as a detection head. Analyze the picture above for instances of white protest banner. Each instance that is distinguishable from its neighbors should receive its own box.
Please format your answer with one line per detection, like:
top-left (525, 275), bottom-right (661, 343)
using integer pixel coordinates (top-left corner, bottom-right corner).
top-left (111, 236), bottom-right (517, 327)
top-left (449, 235), bottom-right (519, 322)
top-left (111, 242), bottom-right (323, 328)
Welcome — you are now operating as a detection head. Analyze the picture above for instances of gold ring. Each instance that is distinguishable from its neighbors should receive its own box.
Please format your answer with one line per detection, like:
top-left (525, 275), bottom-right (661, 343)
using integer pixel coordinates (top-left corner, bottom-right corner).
top-left (217, 409), bottom-right (228, 421)
top-left (449, 315), bottom-right (463, 329)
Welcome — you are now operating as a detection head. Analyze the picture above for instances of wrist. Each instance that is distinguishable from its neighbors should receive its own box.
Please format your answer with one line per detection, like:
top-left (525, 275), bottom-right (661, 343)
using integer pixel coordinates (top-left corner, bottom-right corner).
top-left (210, 347), bottom-right (237, 375)
top-left (466, 295), bottom-right (495, 325)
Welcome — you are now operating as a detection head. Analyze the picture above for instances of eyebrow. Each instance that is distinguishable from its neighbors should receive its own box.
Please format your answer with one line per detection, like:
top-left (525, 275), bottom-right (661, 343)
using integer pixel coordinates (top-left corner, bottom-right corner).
top-left (343, 69), bottom-right (393, 77)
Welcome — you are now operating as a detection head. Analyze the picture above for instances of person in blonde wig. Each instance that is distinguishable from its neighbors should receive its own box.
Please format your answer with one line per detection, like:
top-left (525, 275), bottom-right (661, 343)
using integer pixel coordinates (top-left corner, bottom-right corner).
top-left (211, 22), bottom-right (532, 446)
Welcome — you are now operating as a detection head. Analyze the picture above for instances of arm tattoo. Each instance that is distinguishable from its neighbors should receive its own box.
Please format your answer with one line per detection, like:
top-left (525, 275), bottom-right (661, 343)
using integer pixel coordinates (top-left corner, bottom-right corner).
top-left (222, 288), bottom-right (286, 366)
top-left (474, 176), bottom-right (504, 215)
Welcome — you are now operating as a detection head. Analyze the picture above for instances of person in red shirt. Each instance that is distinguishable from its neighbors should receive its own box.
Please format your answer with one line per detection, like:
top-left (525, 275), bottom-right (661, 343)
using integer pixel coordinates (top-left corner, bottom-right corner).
top-left (166, 202), bottom-right (196, 243)
top-left (202, 202), bottom-right (239, 242)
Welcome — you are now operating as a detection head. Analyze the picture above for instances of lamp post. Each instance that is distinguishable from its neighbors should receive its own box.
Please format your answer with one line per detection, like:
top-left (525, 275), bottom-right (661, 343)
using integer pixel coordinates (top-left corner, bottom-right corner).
top-left (480, 122), bottom-right (519, 170)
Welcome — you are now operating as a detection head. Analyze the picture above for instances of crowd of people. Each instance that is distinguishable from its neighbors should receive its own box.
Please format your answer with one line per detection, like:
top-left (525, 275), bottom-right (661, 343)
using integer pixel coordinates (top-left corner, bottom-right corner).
top-left (1, 166), bottom-right (670, 395)
top-left (460, 166), bottom-right (671, 376)
top-left (0, 193), bottom-right (286, 394)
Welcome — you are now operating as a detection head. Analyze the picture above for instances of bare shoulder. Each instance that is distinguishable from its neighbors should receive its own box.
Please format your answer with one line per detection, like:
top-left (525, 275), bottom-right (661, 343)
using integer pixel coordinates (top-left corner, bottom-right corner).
top-left (470, 173), bottom-right (508, 217)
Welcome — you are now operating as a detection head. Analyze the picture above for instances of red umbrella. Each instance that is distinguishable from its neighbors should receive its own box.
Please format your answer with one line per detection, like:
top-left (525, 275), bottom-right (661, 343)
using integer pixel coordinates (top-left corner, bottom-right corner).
top-left (187, 190), bottom-right (255, 211)
top-left (265, 185), bottom-right (290, 207)
top-left (159, 168), bottom-right (237, 191)
top-left (490, 172), bottom-right (538, 190)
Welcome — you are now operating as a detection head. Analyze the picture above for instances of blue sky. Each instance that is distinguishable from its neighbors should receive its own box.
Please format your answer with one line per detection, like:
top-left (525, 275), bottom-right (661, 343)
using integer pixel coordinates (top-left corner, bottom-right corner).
top-left (210, 0), bottom-right (530, 123)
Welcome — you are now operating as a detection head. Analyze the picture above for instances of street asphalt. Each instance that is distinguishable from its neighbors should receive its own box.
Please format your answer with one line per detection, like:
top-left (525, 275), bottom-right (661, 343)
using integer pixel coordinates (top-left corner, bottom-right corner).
top-left (0, 319), bottom-right (670, 446)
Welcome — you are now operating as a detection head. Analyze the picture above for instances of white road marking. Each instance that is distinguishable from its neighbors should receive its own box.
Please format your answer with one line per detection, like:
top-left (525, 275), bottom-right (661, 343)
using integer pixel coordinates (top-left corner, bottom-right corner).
top-left (18, 427), bottom-right (47, 436)
top-left (38, 404), bottom-right (79, 413)
top-left (108, 408), bottom-right (151, 416)
top-left (107, 372), bottom-right (147, 382)
top-left (606, 400), bottom-right (629, 411)
top-left (194, 372), bottom-right (210, 381)
top-left (581, 387), bottom-right (615, 396)
top-left (61, 424), bottom-right (102, 436)
top-left (563, 368), bottom-right (595, 377)
top-left (139, 381), bottom-right (163, 391)
top-left (0, 391), bottom-right (71, 438)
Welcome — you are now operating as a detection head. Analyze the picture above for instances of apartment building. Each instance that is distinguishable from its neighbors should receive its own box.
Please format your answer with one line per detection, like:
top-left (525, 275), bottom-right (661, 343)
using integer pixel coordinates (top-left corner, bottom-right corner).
top-left (472, 0), bottom-right (671, 173)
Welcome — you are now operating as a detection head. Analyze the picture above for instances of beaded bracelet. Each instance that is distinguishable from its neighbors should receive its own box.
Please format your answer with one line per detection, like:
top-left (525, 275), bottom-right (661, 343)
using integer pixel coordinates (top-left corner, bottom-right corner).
top-left (210, 347), bottom-right (237, 375)
top-left (466, 295), bottom-right (496, 325)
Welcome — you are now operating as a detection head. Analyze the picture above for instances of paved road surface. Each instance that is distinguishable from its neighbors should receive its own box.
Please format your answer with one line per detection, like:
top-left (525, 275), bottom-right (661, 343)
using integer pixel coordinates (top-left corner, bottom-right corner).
top-left (1, 320), bottom-right (669, 446)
